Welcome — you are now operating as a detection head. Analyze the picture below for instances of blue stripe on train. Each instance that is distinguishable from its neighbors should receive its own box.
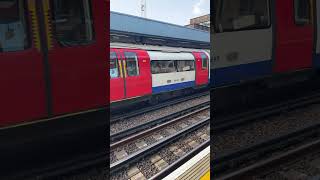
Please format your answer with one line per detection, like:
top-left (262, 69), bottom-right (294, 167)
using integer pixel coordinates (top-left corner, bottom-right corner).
top-left (210, 60), bottom-right (272, 87)
top-left (152, 81), bottom-right (195, 94)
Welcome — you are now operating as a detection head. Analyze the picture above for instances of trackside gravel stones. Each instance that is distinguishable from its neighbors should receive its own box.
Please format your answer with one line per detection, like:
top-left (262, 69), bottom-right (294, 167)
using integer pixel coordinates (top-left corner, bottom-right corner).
top-left (110, 109), bottom-right (209, 164)
top-left (213, 104), bottom-right (320, 157)
top-left (110, 95), bottom-right (209, 134)
top-left (110, 124), bottom-right (209, 179)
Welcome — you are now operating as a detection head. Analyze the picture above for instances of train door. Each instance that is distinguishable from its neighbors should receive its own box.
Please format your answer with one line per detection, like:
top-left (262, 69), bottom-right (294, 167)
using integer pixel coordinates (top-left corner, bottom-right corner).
top-left (118, 49), bottom-right (152, 99)
top-left (46, 0), bottom-right (107, 115)
top-left (0, 0), bottom-right (47, 126)
top-left (193, 52), bottom-right (209, 85)
top-left (212, 0), bottom-right (273, 86)
top-left (110, 50), bottom-right (125, 102)
top-left (274, 0), bottom-right (314, 72)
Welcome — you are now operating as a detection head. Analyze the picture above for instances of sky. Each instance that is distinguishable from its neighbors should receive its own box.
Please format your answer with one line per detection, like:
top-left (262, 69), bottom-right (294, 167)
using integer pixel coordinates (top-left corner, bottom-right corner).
top-left (110, 0), bottom-right (210, 26)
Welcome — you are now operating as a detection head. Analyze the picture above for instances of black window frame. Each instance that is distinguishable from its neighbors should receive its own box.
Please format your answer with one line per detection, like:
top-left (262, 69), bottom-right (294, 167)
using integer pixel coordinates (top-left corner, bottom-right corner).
top-left (201, 53), bottom-right (208, 69)
top-left (214, 0), bottom-right (271, 33)
top-left (176, 60), bottom-right (195, 72)
top-left (124, 52), bottom-right (140, 77)
top-left (151, 60), bottom-right (195, 74)
top-left (294, 0), bottom-right (312, 26)
top-left (0, 0), bottom-right (30, 53)
top-left (110, 51), bottom-right (119, 79)
top-left (151, 60), bottom-right (177, 74)
top-left (50, 0), bottom-right (96, 47)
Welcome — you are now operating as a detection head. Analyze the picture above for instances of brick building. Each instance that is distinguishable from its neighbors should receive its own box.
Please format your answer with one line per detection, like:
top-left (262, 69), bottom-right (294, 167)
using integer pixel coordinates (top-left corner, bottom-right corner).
top-left (186, 14), bottom-right (210, 31)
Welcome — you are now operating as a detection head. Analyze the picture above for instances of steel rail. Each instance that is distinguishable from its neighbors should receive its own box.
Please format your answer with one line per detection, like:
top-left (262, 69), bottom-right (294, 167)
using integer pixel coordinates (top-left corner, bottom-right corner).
top-left (110, 105), bottom-right (210, 150)
top-left (214, 122), bottom-right (320, 179)
top-left (110, 101), bottom-right (210, 142)
top-left (110, 91), bottom-right (209, 123)
top-left (213, 90), bottom-right (320, 133)
top-left (110, 118), bottom-right (210, 174)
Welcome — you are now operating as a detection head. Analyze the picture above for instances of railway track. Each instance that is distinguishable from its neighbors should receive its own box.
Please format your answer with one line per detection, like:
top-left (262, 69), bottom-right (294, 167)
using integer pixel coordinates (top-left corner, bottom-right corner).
top-left (213, 90), bottom-right (320, 179)
top-left (111, 91), bottom-right (209, 123)
top-left (110, 106), bottom-right (209, 165)
top-left (213, 89), bottom-right (320, 133)
top-left (110, 93), bottom-right (210, 142)
top-left (0, 93), bottom-right (209, 179)
top-left (110, 94), bottom-right (210, 180)
top-left (215, 122), bottom-right (320, 180)
top-left (257, 140), bottom-right (320, 180)
top-left (110, 122), bottom-right (210, 180)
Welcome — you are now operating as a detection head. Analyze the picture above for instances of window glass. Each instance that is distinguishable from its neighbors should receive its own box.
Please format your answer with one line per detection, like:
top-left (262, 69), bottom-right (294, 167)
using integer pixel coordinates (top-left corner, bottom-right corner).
top-left (51, 0), bottom-right (95, 46)
top-left (125, 52), bottom-right (139, 77)
top-left (201, 53), bottom-right (208, 69)
top-left (294, 0), bottom-right (311, 25)
top-left (215, 0), bottom-right (270, 32)
top-left (151, 60), bottom-right (177, 74)
top-left (176, 61), bottom-right (195, 72)
top-left (110, 52), bottom-right (119, 78)
top-left (0, 0), bottom-right (28, 52)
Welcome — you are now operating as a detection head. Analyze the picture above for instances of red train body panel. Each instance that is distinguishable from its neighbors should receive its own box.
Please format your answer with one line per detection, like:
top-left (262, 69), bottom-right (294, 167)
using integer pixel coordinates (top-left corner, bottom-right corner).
top-left (110, 50), bottom-right (125, 102)
top-left (0, 49), bottom-right (47, 126)
top-left (118, 48), bottom-right (152, 99)
top-left (193, 52), bottom-right (209, 86)
top-left (274, 0), bottom-right (314, 73)
top-left (49, 1), bottom-right (107, 115)
top-left (110, 48), bottom-right (152, 102)
top-left (0, 0), bottom-right (107, 128)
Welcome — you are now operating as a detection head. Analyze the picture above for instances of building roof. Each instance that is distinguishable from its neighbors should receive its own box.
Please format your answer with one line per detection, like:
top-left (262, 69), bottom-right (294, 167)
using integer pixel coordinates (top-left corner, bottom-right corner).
top-left (110, 11), bottom-right (210, 43)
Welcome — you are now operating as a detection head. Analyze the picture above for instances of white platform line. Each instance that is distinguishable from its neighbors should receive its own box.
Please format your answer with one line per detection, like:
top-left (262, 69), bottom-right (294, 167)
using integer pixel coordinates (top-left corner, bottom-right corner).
top-left (163, 146), bottom-right (210, 180)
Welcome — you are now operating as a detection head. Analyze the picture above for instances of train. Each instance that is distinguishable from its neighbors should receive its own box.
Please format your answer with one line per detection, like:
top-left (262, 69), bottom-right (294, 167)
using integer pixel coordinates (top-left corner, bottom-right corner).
top-left (212, 0), bottom-right (319, 88)
top-left (0, 0), bottom-right (108, 146)
top-left (210, 0), bottom-right (320, 109)
top-left (110, 43), bottom-right (210, 106)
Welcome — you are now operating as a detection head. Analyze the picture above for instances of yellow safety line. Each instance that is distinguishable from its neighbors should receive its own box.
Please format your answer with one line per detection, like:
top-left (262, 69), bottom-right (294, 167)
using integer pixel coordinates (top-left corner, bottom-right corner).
top-left (28, 0), bottom-right (41, 51)
top-left (200, 170), bottom-right (210, 180)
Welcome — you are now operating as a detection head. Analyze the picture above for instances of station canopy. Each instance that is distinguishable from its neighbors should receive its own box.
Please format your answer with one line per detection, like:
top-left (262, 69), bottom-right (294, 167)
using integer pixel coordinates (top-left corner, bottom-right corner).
top-left (110, 11), bottom-right (210, 49)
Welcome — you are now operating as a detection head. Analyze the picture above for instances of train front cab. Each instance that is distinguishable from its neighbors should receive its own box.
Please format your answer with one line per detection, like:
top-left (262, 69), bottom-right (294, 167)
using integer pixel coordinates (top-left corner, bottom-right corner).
top-left (0, 0), bottom-right (108, 148)
top-left (110, 48), bottom-right (152, 103)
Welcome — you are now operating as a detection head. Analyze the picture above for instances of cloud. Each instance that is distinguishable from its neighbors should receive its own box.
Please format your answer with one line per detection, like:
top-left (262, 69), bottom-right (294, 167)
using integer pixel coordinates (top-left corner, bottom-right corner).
top-left (192, 0), bottom-right (209, 15)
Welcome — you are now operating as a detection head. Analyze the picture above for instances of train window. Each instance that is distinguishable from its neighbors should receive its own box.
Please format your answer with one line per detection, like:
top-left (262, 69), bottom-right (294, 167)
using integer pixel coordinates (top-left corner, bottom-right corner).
top-left (294, 0), bottom-right (311, 25)
top-left (51, 0), bottom-right (95, 46)
top-left (215, 0), bottom-right (270, 32)
top-left (151, 60), bottom-right (177, 74)
top-left (110, 52), bottom-right (119, 78)
top-left (125, 52), bottom-right (140, 77)
top-left (201, 53), bottom-right (208, 69)
top-left (176, 61), bottom-right (195, 72)
top-left (0, 0), bottom-right (29, 52)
